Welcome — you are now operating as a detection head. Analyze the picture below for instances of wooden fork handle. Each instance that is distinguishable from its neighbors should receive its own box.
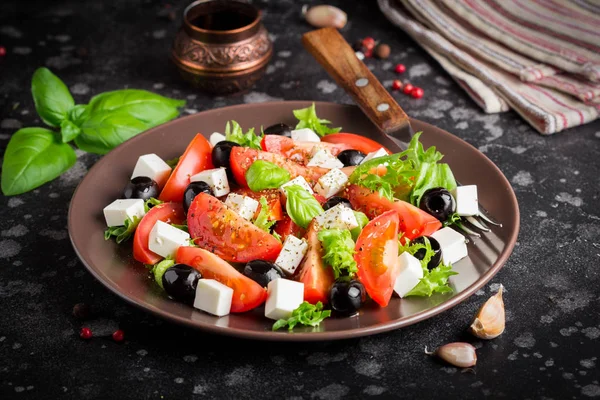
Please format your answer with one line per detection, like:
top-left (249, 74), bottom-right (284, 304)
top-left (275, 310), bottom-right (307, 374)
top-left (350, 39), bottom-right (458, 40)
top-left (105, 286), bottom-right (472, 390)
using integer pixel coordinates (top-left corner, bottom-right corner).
top-left (302, 27), bottom-right (411, 136)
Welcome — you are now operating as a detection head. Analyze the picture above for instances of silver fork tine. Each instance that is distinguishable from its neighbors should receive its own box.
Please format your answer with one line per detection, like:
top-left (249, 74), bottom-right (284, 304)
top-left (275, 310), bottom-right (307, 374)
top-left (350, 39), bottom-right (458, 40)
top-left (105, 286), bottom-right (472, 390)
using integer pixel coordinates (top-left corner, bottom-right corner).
top-left (466, 216), bottom-right (491, 232)
top-left (454, 220), bottom-right (482, 238)
top-left (475, 206), bottom-right (502, 227)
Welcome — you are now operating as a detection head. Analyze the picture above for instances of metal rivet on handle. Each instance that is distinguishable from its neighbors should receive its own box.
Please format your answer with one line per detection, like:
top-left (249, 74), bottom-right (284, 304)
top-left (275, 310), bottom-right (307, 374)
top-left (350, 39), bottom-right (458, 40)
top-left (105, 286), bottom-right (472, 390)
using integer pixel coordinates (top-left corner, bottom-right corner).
top-left (377, 103), bottom-right (389, 112)
top-left (355, 78), bottom-right (369, 87)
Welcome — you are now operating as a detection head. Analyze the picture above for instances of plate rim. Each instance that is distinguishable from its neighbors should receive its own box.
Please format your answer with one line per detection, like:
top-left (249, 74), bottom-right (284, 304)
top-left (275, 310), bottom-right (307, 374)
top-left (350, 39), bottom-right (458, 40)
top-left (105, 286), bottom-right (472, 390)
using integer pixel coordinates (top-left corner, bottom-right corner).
top-left (68, 100), bottom-right (520, 341)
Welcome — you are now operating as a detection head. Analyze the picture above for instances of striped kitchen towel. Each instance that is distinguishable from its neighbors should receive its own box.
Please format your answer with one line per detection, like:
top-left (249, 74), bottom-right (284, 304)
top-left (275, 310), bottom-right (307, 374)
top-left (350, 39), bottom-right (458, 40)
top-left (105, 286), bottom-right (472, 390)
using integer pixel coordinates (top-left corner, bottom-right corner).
top-left (378, 0), bottom-right (600, 134)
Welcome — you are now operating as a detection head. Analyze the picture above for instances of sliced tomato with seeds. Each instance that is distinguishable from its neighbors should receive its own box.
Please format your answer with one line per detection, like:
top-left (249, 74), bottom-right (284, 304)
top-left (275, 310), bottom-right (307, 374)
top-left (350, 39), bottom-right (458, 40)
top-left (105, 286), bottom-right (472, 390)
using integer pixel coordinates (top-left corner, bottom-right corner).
top-left (133, 202), bottom-right (186, 265)
top-left (322, 133), bottom-right (392, 155)
top-left (175, 246), bottom-right (267, 312)
top-left (295, 221), bottom-right (335, 304)
top-left (187, 192), bottom-right (282, 263)
top-left (261, 135), bottom-right (350, 163)
top-left (354, 210), bottom-right (400, 307)
top-left (229, 146), bottom-right (326, 187)
top-left (346, 184), bottom-right (441, 241)
top-left (159, 134), bottom-right (213, 203)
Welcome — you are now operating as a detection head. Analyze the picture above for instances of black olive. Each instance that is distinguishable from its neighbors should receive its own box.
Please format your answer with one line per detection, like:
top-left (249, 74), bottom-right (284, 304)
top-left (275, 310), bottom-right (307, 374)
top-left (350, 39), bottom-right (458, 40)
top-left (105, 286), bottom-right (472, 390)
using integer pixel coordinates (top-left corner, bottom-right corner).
top-left (411, 236), bottom-right (442, 270)
top-left (419, 188), bottom-right (456, 222)
top-left (323, 196), bottom-right (352, 211)
top-left (337, 149), bottom-right (366, 166)
top-left (329, 277), bottom-right (366, 316)
top-left (183, 181), bottom-right (212, 214)
top-left (264, 123), bottom-right (292, 137)
top-left (123, 176), bottom-right (159, 200)
top-left (162, 264), bottom-right (201, 305)
top-left (211, 141), bottom-right (240, 180)
top-left (243, 260), bottom-right (285, 287)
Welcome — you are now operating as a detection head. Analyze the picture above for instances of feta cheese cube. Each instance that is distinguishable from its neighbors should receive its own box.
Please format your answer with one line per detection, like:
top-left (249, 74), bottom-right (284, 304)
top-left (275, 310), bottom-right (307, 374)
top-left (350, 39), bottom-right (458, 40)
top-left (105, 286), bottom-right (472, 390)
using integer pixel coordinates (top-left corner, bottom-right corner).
top-left (190, 168), bottom-right (230, 197)
top-left (452, 185), bottom-right (478, 217)
top-left (194, 279), bottom-right (233, 317)
top-left (265, 279), bottom-right (304, 320)
top-left (394, 252), bottom-right (424, 298)
top-left (307, 148), bottom-right (344, 169)
top-left (274, 235), bottom-right (309, 274)
top-left (131, 154), bottom-right (172, 188)
top-left (291, 128), bottom-right (320, 143)
top-left (359, 148), bottom-right (388, 164)
top-left (279, 176), bottom-right (314, 196)
top-left (103, 199), bottom-right (145, 227)
top-left (225, 193), bottom-right (259, 220)
top-left (209, 132), bottom-right (226, 147)
top-left (314, 203), bottom-right (358, 230)
top-left (431, 227), bottom-right (468, 265)
top-left (148, 220), bottom-right (190, 259)
top-left (314, 168), bottom-right (348, 198)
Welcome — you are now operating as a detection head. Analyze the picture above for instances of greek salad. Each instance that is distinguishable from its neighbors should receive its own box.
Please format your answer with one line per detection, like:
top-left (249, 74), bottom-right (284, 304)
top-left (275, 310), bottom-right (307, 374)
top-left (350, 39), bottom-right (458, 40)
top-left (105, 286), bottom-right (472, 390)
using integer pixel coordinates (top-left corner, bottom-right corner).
top-left (102, 104), bottom-right (480, 330)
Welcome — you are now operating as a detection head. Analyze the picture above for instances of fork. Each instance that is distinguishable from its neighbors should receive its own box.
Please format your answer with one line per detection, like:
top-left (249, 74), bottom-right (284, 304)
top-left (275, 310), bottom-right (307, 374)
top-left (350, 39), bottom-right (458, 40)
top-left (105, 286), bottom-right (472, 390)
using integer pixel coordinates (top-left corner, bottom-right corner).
top-left (302, 27), bottom-right (501, 237)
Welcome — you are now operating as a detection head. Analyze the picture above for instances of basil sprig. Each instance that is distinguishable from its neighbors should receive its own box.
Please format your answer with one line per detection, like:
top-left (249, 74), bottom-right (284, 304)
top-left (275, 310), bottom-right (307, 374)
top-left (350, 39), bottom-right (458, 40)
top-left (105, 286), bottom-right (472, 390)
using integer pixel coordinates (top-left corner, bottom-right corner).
top-left (1, 67), bottom-right (185, 196)
top-left (245, 160), bottom-right (291, 192)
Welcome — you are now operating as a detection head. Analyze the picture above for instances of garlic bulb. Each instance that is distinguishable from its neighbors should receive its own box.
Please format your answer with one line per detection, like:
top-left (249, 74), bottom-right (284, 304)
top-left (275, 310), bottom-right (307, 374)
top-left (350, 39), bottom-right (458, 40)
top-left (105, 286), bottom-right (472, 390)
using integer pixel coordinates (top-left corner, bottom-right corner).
top-left (427, 342), bottom-right (477, 368)
top-left (470, 286), bottom-right (505, 339)
top-left (303, 5), bottom-right (347, 29)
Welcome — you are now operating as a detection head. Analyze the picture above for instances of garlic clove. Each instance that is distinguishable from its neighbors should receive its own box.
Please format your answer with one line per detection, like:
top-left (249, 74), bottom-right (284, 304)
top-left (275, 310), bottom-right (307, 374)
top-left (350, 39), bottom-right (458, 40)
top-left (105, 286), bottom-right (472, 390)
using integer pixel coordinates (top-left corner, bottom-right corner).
top-left (304, 5), bottom-right (347, 29)
top-left (470, 285), bottom-right (505, 339)
top-left (428, 342), bottom-right (477, 368)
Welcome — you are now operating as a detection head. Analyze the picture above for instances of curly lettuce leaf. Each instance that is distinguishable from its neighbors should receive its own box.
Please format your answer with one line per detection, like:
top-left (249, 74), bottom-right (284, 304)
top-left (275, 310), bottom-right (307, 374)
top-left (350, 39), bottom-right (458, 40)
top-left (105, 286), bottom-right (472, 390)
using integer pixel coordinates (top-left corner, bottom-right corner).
top-left (293, 103), bottom-right (341, 137)
top-left (348, 152), bottom-right (415, 201)
top-left (272, 301), bottom-right (331, 331)
top-left (350, 211), bottom-right (369, 242)
top-left (104, 215), bottom-right (141, 244)
top-left (399, 237), bottom-right (458, 297)
top-left (253, 196), bottom-right (281, 241)
top-left (225, 120), bottom-right (262, 149)
top-left (318, 229), bottom-right (358, 278)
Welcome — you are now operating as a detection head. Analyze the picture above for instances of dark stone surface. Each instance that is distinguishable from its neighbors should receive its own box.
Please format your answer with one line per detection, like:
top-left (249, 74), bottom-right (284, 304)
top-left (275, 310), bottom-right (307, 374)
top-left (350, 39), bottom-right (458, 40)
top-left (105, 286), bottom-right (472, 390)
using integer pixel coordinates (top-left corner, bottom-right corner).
top-left (1, 0), bottom-right (599, 399)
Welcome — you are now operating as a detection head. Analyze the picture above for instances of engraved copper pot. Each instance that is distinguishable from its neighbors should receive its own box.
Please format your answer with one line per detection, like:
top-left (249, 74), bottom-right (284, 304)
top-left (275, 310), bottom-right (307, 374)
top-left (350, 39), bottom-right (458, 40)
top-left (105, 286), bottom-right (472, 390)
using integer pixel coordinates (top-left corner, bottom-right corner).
top-left (172, 0), bottom-right (273, 94)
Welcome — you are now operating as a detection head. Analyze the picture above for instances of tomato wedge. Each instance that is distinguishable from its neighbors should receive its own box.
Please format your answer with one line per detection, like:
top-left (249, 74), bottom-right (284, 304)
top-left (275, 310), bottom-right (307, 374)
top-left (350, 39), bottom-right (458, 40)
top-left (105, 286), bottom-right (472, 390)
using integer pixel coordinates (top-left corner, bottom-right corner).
top-left (175, 246), bottom-right (267, 313)
top-left (346, 184), bottom-right (441, 241)
top-left (159, 134), bottom-right (213, 203)
top-left (133, 202), bottom-right (186, 265)
top-left (261, 135), bottom-right (350, 163)
top-left (354, 210), bottom-right (401, 307)
top-left (273, 215), bottom-right (305, 242)
top-left (187, 192), bottom-right (283, 262)
top-left (322, 133), bottom-right (391, 155)
top-left (295, 221), bottom-right (335, 304)
top-left (233, 188), bottom-right (283, 221)
top-left (229, 147), bottom-right (326, 187)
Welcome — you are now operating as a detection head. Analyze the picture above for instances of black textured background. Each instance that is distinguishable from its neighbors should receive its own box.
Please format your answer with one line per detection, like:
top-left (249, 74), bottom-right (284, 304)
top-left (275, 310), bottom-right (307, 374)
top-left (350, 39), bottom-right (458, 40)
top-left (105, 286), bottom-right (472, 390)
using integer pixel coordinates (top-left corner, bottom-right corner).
top-left (1, 1), bottom-right (599, 399)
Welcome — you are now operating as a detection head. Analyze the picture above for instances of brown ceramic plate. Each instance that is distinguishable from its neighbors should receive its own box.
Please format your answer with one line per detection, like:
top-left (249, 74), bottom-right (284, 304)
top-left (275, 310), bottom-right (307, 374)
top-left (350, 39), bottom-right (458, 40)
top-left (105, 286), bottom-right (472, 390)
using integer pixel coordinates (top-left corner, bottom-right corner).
top-left (68, 101), bottom-right (519, 341)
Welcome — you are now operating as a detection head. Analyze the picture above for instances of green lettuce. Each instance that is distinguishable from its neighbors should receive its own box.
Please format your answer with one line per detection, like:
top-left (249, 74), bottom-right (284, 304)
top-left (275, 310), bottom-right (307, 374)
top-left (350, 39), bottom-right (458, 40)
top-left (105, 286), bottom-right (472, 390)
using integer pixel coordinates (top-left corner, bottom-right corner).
top-left (225, 120), bottom-right (262, 149)
top-left (272, 301), bottom-right (331, 331)
top-left (293, 103), bottom-right (341, 137)
top-left (399, 237), bottom-right (457, 297)
top-left (318, 229), bottom-right (358, 278)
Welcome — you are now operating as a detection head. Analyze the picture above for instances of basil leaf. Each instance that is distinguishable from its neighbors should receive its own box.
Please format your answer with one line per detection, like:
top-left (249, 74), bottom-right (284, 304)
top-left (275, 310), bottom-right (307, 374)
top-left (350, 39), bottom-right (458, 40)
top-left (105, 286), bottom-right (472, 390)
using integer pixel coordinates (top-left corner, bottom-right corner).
top-left (285, 184), bottom-right (324, 229)
top-left (1, 128), bottom-right (76, 196)
top-left (245, 160), bottom-right (290, 192)
top-left (74, 109), bottom-right (151, 155)
top-left (85, 89), bottom-right (185, 126)
top-left (68, 104), bottom-right (88, 126)
top-left (293, 103), bottom-right (341, 137)
top-left (31, 67), bottom-right (75, 127)
top-left (60, 119), bottom-right (82, 143)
